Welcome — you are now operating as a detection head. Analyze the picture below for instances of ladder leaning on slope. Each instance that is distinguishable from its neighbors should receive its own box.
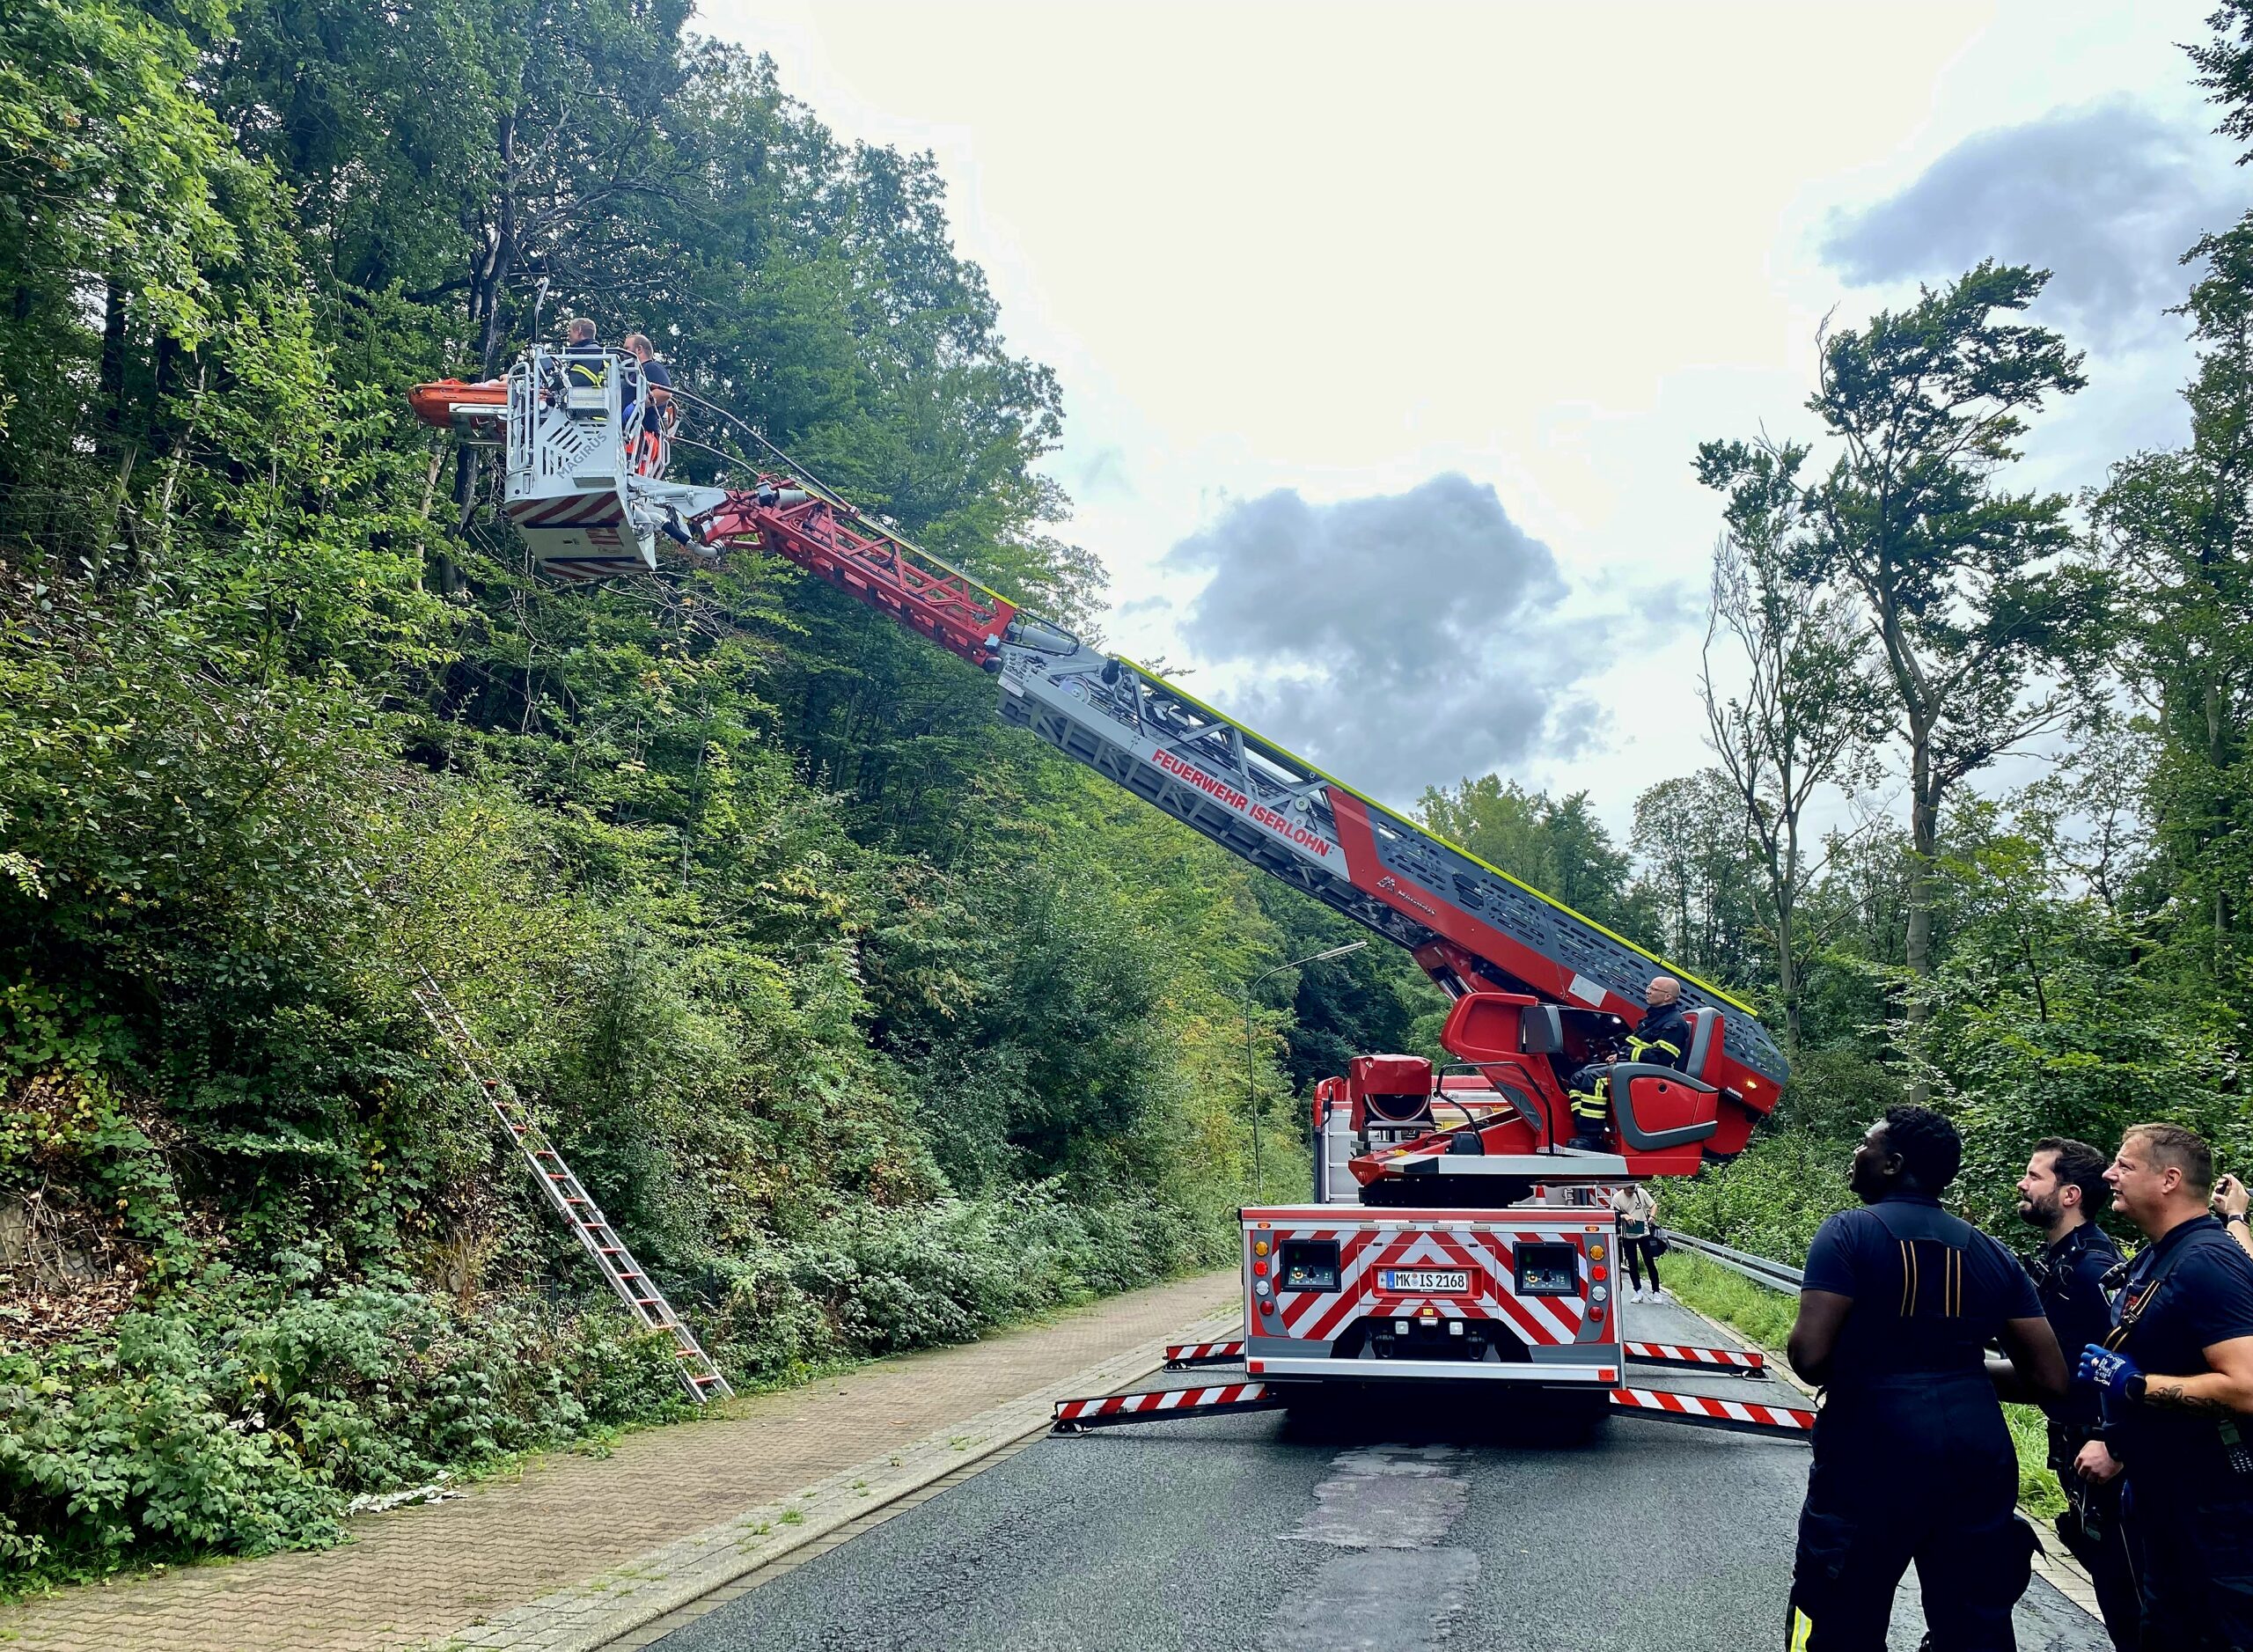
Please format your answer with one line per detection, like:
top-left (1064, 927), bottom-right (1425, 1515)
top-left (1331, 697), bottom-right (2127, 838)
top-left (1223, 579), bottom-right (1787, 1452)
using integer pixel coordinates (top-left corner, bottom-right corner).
top-left (402, 961), bottom-right (732, 1403)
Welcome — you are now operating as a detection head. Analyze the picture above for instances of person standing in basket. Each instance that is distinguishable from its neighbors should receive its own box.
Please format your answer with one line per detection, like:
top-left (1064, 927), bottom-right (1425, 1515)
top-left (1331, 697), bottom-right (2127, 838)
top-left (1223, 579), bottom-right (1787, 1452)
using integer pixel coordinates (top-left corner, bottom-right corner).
top-left (1609, 1181), bottom-right (1667, 1304)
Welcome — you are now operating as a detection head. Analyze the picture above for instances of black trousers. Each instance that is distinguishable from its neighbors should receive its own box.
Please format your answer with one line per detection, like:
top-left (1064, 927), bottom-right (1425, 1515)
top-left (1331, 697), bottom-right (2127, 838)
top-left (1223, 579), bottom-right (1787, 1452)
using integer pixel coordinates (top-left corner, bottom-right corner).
top-left (1622, 1234), bottom-right (1662, 1292)
top-left (1787, 1377), bottom-right (2035, 1651)
top-left (2050, 1460), bottom-right (2138, 1652)
top-left (2123, 1476), bottom-right (2253, 1650)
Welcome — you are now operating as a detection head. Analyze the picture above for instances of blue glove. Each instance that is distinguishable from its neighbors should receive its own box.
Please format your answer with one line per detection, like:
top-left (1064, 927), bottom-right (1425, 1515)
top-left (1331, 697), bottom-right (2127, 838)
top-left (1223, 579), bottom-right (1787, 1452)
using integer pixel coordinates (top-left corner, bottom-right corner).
top-left (2079, 1343), bottom-right (2145, 1399)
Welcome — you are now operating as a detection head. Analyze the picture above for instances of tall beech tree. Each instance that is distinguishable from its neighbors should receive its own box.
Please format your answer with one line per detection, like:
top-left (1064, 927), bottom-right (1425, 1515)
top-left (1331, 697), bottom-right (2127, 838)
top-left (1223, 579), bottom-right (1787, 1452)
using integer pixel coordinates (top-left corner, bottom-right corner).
top-left (1697, 263), bottom-right (2107, 1034)
top-left (1699, 488), bottom-right (1883, 1047)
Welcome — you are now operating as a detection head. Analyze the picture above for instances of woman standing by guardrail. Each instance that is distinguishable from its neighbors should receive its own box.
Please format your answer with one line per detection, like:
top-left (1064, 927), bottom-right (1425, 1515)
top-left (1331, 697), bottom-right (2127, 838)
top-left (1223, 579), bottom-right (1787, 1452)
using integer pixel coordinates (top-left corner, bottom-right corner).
top-left (1610, 1182), bottom-right (1669, 1303)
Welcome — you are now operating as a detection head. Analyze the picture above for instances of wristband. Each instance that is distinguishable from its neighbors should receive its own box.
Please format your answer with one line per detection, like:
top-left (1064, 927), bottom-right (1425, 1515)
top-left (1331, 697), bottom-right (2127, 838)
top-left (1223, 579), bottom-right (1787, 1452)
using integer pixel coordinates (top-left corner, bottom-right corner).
top-left (2126, 1373), bottom-right (2147, 1404)
top-left (2229, 1213), bottom-right (2249, 1227)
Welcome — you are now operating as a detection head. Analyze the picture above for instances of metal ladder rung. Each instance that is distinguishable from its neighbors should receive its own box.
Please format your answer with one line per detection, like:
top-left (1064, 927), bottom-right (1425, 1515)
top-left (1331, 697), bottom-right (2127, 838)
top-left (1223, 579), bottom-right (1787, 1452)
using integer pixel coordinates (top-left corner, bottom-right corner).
top-left (388, 929), bottom-right (732, 1402)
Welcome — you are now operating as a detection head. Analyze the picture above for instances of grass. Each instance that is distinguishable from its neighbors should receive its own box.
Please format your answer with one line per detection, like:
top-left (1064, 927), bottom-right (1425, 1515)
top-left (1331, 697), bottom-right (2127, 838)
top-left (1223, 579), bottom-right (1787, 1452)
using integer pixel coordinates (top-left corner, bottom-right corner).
top-left (1662, 1251), bottom-right (2065, 1520)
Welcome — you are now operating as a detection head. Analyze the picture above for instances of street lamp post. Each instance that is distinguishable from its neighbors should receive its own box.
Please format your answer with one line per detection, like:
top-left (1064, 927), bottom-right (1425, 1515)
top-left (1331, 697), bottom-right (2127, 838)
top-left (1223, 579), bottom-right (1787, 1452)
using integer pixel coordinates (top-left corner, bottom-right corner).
top-left (1243, 940), bottom-right (1369, 1203)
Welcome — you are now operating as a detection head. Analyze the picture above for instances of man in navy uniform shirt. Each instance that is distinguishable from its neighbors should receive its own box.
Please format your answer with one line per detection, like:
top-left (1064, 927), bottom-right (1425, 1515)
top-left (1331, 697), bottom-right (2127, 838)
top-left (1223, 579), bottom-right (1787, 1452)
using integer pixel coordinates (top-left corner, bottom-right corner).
top-left (2076, 1123), bottom-right (2253, 1650)
top-left (1786, 1105), bottom-right (2066, 1651)
top-left (2016, 1137), bottom-right (2134, 1648)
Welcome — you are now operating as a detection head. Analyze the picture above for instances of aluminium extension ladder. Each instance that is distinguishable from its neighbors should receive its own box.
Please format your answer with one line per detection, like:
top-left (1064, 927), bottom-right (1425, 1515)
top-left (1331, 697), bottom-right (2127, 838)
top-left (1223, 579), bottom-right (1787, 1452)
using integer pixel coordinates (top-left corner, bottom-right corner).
top-left (404, 966), bottom-right (732, 1402)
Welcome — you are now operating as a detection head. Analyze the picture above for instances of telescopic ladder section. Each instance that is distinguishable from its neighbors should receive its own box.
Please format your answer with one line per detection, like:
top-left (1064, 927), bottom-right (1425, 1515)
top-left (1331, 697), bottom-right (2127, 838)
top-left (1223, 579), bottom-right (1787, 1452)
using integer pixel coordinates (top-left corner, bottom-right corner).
top-left (403, 968), bottom-right (731, 1402)
top-left (685, 488), bottom-right (1790, 1140)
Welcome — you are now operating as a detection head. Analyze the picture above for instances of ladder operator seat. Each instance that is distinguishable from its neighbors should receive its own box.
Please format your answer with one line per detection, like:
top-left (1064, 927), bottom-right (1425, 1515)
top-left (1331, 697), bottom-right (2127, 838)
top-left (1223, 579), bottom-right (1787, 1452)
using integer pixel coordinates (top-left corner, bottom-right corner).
top-left (1606, 1007), bottom-right (1724, 1157)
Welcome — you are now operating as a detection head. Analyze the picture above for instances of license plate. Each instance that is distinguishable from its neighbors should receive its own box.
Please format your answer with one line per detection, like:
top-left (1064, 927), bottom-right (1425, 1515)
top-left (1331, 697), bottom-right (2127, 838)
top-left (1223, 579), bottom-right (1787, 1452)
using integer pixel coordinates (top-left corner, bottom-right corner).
top-left (1378, 1268), bottom-right (1471, 1295)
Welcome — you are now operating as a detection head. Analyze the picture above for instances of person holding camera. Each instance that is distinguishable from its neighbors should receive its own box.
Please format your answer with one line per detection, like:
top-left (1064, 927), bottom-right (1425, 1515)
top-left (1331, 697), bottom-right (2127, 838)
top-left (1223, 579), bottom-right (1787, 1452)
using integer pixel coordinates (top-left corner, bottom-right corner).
top-left (1607, 1180), bottom-right (1668, 1304)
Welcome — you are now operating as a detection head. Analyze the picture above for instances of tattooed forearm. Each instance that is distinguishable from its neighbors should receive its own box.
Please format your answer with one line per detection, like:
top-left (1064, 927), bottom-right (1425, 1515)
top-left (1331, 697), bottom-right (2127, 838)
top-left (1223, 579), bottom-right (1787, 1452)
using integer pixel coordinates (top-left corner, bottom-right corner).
top-left (2144, 1380), bottom-right (2240, 1416)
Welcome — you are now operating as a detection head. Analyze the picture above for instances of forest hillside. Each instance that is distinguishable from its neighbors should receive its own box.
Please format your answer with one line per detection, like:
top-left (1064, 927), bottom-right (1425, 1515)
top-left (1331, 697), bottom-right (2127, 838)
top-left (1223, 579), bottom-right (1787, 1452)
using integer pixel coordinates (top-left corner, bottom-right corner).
top-left (4, 0), bottom-right (2252, 1595)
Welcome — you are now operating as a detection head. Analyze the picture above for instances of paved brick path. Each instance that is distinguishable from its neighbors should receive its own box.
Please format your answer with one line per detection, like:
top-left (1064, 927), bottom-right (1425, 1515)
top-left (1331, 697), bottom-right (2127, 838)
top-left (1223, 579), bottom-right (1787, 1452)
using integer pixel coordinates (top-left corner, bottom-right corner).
top-left (0, 1272), bottom-right (1237, 1652)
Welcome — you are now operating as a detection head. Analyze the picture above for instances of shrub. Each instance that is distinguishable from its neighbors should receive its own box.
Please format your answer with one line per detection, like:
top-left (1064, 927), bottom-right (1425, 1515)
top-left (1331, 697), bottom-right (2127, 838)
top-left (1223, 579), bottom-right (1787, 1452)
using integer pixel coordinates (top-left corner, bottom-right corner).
top-left (0, 1278), bottom-right (685, 1592)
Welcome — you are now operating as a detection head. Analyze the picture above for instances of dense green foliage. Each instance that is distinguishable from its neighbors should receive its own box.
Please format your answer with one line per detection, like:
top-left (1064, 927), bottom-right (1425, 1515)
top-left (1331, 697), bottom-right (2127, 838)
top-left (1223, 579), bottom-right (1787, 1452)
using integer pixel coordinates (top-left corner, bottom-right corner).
top-left (0, 0), bottom-right (1327, 1590)
top-left (7, 0), bottom-right (2253, 1599)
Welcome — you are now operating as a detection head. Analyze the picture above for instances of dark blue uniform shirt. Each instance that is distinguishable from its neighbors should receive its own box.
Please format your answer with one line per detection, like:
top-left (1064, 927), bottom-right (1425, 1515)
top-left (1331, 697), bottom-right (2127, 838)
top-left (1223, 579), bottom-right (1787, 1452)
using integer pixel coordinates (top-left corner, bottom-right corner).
top-left (1803, 1193), bottom-right (2042, 1384)
top-left (2032, 1222), bottom-right (2122, 1438)
top-left (2109, 1215), bottom-right (2253, 1496)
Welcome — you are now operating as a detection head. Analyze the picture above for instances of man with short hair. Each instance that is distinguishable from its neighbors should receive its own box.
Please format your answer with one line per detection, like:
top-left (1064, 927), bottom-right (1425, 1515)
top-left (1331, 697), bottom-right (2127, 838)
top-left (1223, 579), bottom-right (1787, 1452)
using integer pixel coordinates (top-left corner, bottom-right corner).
top-left (1567, 976), bottom-right (1691, 1152)
top-left (1785, 1105), bottom-right (2065, 1651)
top-left (562, 316), bottom-right (607, 391)
top-left (2017, 1138), bottom-right (2134, 1648)
top-left (620, 331), bottom-right (673, 477)
top-left (2077, 1123), bottom-right (2253, 1650)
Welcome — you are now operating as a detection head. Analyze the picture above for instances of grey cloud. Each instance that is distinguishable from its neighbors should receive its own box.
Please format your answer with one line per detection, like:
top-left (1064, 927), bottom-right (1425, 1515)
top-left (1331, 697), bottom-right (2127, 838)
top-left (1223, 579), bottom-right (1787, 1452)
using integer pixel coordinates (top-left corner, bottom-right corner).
top-left (1072, 444), bottom-right (1134, 500)
top-left (1820, 102), bottom-right (2242, 351)
top-left (1163, 474), bottom-right (1598, 803)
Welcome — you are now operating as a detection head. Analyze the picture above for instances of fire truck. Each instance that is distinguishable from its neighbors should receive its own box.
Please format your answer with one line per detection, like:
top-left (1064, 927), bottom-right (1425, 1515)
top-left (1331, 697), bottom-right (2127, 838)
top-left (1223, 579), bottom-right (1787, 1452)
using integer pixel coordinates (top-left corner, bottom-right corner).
top-left (410, 352), bottom-right (1815, 1442)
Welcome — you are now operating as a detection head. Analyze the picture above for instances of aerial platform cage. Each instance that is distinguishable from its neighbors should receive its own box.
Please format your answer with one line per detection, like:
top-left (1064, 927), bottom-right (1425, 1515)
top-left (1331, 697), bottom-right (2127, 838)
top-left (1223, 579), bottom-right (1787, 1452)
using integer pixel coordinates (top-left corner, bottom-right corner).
top-left (497, 347), bottom-right (729, 581)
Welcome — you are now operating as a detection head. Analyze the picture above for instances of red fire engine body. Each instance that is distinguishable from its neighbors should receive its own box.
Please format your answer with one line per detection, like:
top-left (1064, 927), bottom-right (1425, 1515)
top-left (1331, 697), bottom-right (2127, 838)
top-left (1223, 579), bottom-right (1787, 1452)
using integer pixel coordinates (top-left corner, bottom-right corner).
top-left (411, 356), bottom-right (1809, 1440)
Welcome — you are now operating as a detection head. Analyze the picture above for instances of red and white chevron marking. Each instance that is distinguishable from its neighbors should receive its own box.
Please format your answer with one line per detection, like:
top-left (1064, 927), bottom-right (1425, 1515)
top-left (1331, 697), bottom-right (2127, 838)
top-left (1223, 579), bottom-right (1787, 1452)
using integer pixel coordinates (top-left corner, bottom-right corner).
top-left (1164, 1340), bottom-right (1244, 1365)
top-left (1625, 1340), bottom-right (1765, 1371)
top-left (1264, 1225), bottom-right (1586, 1347)
top-left (1608, 1384), bottom-right (1813, 1437)
top-left (1051, 1382), bottom-right (1277, 1430)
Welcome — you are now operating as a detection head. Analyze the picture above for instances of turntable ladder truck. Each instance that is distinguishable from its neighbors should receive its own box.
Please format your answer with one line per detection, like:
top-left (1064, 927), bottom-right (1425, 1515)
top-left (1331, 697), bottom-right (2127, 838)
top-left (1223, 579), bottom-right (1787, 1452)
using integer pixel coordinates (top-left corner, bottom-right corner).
top-left (409, 353), bottom-right (1810, 1443)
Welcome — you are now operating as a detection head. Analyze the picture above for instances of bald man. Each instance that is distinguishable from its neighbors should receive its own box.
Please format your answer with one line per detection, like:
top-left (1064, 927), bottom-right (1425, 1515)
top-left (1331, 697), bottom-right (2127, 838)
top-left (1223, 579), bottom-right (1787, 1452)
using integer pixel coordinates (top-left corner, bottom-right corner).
top-left (1626, 976), bottom-right (1693, 1072)
top-left (1567, 976), bottom-right (1694, 1153)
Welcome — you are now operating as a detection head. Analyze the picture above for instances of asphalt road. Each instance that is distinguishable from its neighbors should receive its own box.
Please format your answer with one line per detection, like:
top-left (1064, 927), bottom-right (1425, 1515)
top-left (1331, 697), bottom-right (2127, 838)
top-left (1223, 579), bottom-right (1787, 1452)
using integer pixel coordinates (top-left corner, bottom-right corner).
top-left (653, 1297), bottom-right (2110, 1652)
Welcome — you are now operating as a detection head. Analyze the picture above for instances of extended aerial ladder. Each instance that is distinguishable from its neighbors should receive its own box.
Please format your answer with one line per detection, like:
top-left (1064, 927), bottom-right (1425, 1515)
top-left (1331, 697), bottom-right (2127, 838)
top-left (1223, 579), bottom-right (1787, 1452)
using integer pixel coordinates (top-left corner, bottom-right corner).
top-left (409, 351), bottom-right (1805, 1437)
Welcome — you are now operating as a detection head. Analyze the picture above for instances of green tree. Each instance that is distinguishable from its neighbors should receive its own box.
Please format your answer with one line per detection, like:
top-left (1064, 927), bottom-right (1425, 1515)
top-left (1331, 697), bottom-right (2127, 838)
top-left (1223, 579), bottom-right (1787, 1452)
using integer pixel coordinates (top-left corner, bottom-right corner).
top-left (1417, 775), bottom-right (1643, 939)
top-left (1903, 797), bottom-right (2242, 1234)
top-left (2094, 222), bottom-right (2253, 995)
top-left (0, 0), bottom-right (237, 540)
top-left (1629, 770), bottom-right (1764, 993)
top-left (1699, 503), bottom-right (1883, 1046)
top-left (1697, 264), bottom-right (2104, 1043)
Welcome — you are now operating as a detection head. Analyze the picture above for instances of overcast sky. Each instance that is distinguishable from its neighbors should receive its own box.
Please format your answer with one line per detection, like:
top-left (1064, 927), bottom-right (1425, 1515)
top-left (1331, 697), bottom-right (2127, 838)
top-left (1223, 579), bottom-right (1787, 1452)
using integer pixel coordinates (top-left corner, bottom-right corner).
top-left (698, 0), bottom-right (2245, 837)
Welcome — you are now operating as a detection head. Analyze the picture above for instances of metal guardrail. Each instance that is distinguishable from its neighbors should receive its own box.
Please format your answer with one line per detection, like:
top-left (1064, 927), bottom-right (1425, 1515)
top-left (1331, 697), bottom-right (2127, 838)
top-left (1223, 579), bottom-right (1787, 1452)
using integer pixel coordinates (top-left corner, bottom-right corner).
top-left (1659, 1230), bottom-right (1804, 1293)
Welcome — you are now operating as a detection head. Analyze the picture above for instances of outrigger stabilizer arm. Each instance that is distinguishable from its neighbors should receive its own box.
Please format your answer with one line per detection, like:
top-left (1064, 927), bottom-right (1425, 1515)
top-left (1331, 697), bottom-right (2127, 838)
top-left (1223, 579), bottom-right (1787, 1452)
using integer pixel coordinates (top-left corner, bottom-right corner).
top-left (1055, 1345), bottom-right (1814, 1443)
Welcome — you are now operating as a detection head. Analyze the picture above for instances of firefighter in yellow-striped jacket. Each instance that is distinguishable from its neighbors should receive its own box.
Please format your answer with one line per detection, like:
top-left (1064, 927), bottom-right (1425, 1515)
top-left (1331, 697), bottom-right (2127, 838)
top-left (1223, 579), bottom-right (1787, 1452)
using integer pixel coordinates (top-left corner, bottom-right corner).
top-left (1567, 976), bottom-right (1692, 1151)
